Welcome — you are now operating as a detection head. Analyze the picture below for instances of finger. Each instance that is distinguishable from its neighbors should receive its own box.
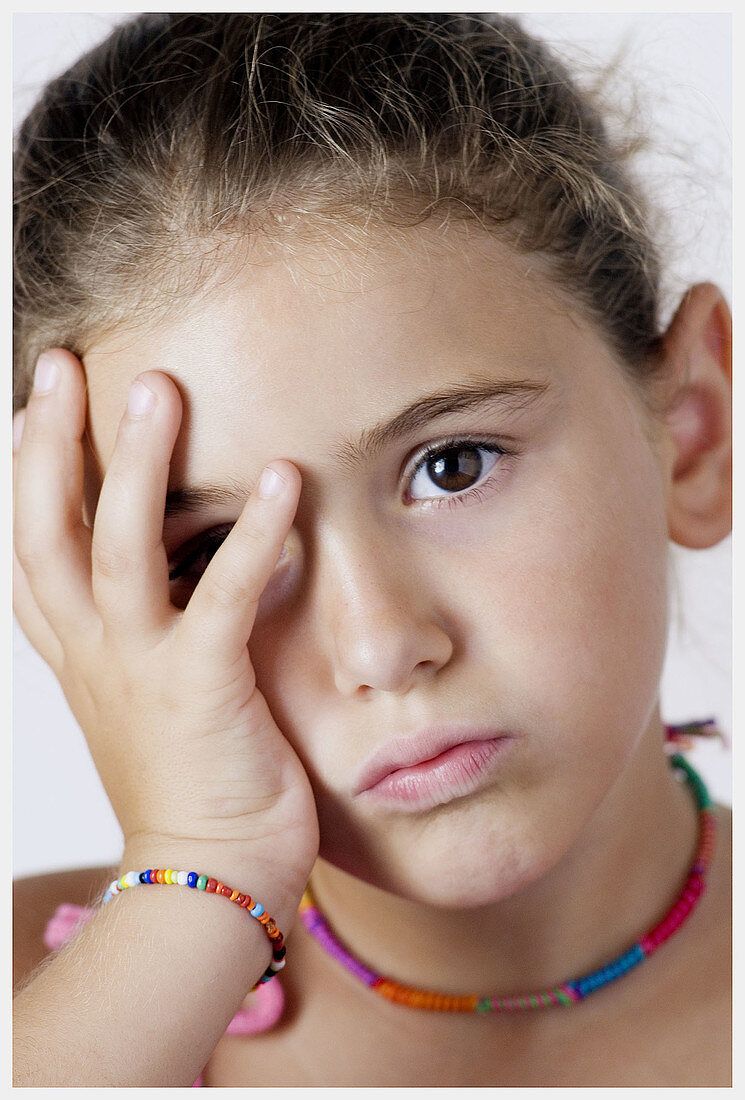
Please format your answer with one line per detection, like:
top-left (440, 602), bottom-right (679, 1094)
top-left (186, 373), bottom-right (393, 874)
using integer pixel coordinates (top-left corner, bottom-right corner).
top-left (13, 551), bottom-right (64, 673)
top-left (13, 351), bottom-right (100, 647)
top-left (90, 370), bottom-right (182, 638)
top-left (12, 417), bottom-right (64, 670)
top-left (177, 460), bottom-right (300, 668)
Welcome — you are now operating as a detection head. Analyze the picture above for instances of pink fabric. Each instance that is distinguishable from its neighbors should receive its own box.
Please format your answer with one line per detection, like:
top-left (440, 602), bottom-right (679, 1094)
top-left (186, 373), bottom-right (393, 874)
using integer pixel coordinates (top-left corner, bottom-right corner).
top-left (43, 903), bottom-right (285, 1086)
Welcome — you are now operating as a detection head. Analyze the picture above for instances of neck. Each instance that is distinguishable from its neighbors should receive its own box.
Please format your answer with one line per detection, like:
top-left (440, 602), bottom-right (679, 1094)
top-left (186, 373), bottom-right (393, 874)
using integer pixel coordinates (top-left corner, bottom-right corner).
top-left (307, 710), bottom-right (699, 997)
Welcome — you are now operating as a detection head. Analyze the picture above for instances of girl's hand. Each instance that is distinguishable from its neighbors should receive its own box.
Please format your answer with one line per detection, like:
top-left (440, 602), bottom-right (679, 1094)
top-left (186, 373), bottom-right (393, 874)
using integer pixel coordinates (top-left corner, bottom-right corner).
top-left (13, 351), bottom-right (319, 912)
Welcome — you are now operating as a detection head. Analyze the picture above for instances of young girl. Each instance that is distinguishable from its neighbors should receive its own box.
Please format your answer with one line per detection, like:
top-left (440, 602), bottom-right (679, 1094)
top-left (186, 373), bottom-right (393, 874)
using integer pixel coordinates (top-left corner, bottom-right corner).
top-left (12, 13), bottom-right (731, 1087)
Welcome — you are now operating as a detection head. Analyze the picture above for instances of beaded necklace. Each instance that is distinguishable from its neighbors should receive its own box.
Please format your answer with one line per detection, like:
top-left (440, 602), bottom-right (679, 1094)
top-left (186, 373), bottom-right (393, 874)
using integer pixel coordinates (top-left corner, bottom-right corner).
top-left (299, 740), bottom-right (719, 1013)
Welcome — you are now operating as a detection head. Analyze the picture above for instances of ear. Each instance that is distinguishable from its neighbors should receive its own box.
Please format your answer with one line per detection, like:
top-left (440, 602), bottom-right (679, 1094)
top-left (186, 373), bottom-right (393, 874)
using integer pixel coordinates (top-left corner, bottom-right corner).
top-left (659, 282), bottom-right (731, 550)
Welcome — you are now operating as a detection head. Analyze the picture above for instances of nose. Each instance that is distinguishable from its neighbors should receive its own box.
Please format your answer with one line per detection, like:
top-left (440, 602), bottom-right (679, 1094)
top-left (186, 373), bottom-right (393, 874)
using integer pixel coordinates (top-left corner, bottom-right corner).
top-left (319, 528), bottom-right (454, 696)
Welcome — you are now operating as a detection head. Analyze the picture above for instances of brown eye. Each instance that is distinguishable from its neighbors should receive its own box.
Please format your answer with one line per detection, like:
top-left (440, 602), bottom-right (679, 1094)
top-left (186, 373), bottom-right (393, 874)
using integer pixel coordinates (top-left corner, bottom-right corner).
top-left (407, 438), bottom-right (505, 503)
top-left (423, 446), bottom-right (484, 492)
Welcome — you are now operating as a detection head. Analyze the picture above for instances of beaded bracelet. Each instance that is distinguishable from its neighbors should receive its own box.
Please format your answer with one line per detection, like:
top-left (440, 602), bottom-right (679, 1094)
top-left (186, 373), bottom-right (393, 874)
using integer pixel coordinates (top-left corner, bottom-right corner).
top-left (102, 869), bottom-right (286, 989)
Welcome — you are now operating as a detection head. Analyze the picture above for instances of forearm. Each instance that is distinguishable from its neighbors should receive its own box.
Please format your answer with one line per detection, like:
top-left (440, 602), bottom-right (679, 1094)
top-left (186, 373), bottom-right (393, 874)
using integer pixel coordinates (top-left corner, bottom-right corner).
top-left (13, 850), bottom-right (297, 1086)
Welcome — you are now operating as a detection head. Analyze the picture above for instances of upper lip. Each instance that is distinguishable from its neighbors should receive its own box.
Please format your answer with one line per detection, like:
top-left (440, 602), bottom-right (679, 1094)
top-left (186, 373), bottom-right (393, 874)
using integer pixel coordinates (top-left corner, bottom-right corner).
top-left (352, 725), bottom-right (511, 796)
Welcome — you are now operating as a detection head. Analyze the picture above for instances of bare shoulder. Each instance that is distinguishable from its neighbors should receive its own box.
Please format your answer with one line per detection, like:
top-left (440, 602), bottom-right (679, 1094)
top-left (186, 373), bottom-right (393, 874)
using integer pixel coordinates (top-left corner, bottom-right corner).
top-left (13, 863), bottom-right (118, 994)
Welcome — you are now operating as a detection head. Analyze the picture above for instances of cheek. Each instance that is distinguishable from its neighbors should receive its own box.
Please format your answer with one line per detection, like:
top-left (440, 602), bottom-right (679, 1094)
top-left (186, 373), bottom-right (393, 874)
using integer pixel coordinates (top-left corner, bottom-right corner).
top-left (248, 593), bottom-right (320, 754)
top-left (475, 432), bottom-right (671, 728)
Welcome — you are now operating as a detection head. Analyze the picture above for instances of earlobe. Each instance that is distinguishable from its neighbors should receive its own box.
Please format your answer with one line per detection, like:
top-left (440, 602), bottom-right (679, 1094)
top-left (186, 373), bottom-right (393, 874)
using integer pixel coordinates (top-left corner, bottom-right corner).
top-left (661, 283), bottom-right (731, 550)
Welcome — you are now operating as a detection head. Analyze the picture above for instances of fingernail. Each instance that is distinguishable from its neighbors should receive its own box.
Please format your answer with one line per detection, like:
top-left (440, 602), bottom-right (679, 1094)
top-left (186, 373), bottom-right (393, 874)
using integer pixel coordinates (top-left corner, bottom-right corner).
top-left (13, 409), bottom-right (26, 451)
top-left (128, 379), bottom-right (156, 418)
top-left (258, 465), bottom-right (287, 500)
top-left (33, 353), bottom-right (60, 394)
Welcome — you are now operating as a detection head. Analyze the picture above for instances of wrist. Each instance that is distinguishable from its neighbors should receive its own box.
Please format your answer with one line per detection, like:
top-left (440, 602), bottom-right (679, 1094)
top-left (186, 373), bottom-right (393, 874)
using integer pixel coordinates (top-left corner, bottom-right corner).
top-left (118, 834), bottom-right (308, 934)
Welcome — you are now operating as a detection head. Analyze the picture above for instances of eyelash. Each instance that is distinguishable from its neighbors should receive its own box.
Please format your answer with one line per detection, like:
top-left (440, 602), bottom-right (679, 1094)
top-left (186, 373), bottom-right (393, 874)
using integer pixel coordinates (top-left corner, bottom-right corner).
top-left (168, 435), bottom-right (512, 583)
top-left (404, 434), bottom-right (512, 512)
top-left (168, 522), bottom-right (236, 583)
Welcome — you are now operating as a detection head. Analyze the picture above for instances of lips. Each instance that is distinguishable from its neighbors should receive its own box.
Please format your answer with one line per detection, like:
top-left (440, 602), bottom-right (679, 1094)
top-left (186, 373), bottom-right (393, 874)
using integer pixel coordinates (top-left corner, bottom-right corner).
top-left (352, 725), bottom-right (512, 796)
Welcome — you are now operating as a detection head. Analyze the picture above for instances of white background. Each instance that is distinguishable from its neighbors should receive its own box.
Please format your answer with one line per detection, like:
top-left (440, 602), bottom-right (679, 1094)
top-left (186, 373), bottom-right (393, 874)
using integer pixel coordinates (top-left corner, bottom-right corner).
top-left (12, 12), bottom-right (732, 878)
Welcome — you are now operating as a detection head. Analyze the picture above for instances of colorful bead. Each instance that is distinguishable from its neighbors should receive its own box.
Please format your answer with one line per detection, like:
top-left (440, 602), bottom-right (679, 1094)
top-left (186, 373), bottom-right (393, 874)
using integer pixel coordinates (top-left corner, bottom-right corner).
top-left (100, 866), bottom-right (286, 985)
top-left (299, 747), bottom-right (716, 1013)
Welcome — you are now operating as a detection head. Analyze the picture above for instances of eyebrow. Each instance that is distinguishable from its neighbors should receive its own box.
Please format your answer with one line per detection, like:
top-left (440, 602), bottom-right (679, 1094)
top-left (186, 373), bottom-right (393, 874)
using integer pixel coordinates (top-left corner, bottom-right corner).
top-left (164, 376), bottom-right (550, 520)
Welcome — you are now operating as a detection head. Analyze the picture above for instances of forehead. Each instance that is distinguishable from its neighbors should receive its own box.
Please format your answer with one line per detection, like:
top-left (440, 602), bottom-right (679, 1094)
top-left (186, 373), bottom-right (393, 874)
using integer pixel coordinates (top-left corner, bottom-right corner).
top-left (82, 223), bottom-right (600, 490)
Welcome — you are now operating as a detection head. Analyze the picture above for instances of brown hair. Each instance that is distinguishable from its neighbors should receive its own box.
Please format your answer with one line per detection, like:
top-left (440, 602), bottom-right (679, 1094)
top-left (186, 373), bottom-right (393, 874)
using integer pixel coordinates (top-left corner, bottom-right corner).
top-left (14, 12), bottom-right (669, 414)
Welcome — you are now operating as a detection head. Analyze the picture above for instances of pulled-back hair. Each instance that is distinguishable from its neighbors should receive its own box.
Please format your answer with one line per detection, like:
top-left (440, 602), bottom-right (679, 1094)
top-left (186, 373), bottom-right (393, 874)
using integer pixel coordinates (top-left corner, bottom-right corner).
top-left (14, 13), bottom-right (669, 413)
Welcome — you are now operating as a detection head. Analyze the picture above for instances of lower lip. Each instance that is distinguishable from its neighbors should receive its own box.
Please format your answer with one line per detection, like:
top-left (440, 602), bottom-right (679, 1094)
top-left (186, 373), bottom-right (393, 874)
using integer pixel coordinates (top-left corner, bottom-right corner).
top-left (357, 737), bottom-right (512, 812)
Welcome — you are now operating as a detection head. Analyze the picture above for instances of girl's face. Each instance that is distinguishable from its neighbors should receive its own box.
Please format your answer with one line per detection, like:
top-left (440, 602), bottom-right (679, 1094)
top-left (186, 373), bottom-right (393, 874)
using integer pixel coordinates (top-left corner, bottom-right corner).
top-left (83, 224), bottom-right (673, 907)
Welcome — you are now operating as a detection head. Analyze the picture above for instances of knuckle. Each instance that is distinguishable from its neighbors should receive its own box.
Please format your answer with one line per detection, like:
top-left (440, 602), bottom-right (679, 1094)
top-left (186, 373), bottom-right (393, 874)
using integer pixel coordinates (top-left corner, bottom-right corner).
top-left (100, 466), bottom-right (132, 507)
top-left (203, 568), bottom-right (258, 610)
top-left (234, 517), bottom-right (270, 551)
top-left (199, 518), bottom-right (275, 608)
top-left (14, 527), bottom-right (52, 572)
top-left (13, 529), bottom-right (37, 569)
top-left (92, 541), bottom-right (139, 580)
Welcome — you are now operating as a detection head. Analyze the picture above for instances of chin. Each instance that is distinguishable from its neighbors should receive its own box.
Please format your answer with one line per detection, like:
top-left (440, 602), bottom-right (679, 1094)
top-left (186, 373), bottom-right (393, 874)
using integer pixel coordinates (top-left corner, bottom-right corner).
top-left (394, 842), bottom-right (565, 911)
top-left (321, 794), bottom-right (577, 912)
